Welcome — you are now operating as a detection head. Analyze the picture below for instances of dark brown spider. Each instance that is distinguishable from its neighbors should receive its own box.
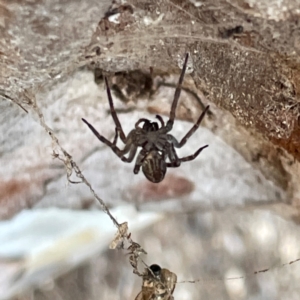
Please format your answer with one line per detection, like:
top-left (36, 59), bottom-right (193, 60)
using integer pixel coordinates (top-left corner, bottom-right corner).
top-left (82, 53), bottom-right (209, 183)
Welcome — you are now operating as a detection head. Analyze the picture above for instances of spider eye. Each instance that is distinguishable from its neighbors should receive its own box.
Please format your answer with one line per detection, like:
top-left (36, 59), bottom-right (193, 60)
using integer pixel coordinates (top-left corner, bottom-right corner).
top-left (143, 121), bottom-right (159, 131)
top-left (152, 122), bottom-right (159, 131)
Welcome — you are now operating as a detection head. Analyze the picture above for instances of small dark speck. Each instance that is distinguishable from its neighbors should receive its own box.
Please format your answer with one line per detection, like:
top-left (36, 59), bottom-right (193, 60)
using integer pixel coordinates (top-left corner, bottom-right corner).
top-left (219, 25), bottom-right (244, 38)
top-left (297, 115), bottom-right (300, 127)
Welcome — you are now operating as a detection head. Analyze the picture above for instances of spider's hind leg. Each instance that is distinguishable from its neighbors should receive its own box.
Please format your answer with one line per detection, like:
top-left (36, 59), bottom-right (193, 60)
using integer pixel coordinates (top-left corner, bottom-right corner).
top-left (166, 144), bottom-right (208, 168)
top-left (168, 105), bottom-right (210, 149)
top-left (133, 149), bottom-right (147, 174)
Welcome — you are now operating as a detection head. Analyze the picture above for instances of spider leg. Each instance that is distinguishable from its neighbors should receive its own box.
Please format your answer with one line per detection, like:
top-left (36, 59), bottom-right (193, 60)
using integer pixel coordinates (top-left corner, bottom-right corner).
top-left (112, 127), bottom-right (118, 146)
top-left (165, 142), bottom-right (179, 163)
top-left (135, 118), bottom-right (149, 129)
top-left (166, 53), bottom-right (189, 131)
top-left (105, 77), bottom-right (127, 143)
top-left (123, 144), bottom-right (138, 162)
top-left (133, 149), bottom-right (147, 174)
top-left (82, 118), bottom-right (136, 162)
top-left (155, 115), bottom-right (165, 128)
top-left (166, 145), bottom-right (208, 167)
top-left (172, 105), bottom-right (210, 148)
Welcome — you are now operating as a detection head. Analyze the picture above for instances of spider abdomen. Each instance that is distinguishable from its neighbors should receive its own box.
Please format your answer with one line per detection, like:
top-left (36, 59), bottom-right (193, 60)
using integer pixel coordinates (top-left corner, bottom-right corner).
top-left (142, 151), bottom-right (166, 183)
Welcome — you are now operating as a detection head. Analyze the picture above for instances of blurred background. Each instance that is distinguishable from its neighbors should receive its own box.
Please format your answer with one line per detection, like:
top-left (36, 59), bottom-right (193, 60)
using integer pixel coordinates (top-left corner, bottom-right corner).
top-left (1, 69), bottom-right (300, 300)
top-left (1, 1), bottom-right (300, 300)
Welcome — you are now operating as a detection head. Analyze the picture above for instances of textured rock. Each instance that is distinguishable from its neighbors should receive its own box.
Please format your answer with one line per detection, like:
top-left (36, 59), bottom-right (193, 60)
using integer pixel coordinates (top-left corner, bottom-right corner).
top-left (1, 1), bottom-right (300, 299)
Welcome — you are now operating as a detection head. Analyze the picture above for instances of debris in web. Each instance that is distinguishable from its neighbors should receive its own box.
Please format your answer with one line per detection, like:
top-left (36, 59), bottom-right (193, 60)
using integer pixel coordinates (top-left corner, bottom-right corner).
top-left (0, 91), bottom-right (28, 113)
top-left (177, 257), bottom-right (300, 284)
top-left (9, 90), bottom-right (149, 277)
top-left (109, 222), bottom-right (129, 249)
top-left (135, 264), bottom-right (177, 300)
top-left (127, 241), bottom-right (148, 276)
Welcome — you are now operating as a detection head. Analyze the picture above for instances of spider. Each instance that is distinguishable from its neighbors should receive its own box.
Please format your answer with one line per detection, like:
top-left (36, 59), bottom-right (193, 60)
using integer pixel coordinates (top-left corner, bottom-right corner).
top-left (82, 53), bottom-right (209, 183)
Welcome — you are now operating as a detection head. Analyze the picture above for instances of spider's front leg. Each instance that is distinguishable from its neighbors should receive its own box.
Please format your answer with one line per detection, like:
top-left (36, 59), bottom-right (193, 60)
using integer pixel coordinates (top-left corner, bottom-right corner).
top-left (165, 53), bottom-right (189, 132)
top-left (82, 118), bottom-right (137, 162)
top-left (105, 77), bottom-right (127, 144)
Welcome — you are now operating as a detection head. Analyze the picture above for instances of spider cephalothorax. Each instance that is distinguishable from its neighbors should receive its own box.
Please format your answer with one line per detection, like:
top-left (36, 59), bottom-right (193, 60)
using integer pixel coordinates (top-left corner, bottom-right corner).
top-left (82, 53), bottom-right (209, 183)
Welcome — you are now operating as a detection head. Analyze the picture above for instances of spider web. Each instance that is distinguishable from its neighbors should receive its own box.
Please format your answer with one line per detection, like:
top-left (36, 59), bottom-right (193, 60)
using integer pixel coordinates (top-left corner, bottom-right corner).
top-left (1, 0), bottom-right (300, 300)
